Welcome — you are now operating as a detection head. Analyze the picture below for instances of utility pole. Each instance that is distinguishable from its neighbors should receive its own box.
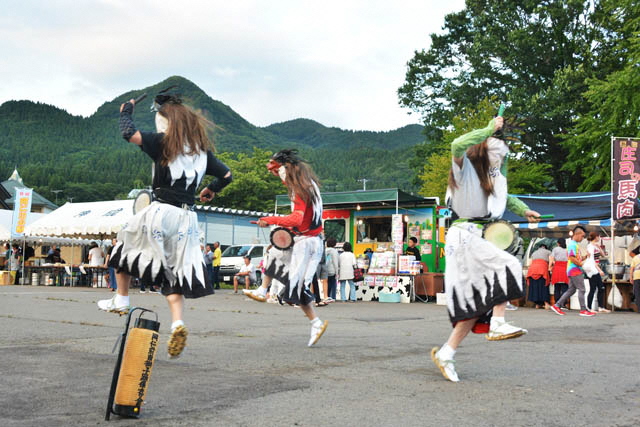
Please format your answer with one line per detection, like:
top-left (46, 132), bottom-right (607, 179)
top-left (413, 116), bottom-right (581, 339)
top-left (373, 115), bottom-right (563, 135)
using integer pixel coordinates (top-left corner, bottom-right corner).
top-left (357, 178), bottom-right (371, 191)
top-left (51, 190), bottom-right (63, 205)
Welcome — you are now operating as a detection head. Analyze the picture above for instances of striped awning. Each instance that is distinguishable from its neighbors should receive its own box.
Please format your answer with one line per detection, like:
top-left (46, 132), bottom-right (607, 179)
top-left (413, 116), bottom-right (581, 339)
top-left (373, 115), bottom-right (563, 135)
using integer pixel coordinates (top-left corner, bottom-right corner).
top-left (513, 218), bottom-right (611, 230)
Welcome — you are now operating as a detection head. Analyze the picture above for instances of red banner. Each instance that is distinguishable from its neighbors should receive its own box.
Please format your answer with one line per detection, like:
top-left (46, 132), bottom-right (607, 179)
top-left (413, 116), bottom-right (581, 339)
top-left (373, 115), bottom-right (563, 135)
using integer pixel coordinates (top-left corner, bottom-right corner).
top-left (613, 138), bottom-right (640, 220)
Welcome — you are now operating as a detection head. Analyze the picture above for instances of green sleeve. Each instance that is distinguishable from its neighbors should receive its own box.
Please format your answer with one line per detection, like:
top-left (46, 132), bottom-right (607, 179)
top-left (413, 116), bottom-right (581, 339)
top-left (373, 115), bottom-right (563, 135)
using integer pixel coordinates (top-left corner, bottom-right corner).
top-left (507, 195), bottom-right (530, 218)
top-left (451, 119), bottom-right (496, 158)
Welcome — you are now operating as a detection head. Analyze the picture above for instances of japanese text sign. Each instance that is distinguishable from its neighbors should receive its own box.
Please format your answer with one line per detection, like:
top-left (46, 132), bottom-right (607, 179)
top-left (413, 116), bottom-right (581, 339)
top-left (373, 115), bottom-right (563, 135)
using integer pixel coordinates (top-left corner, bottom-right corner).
top-left (613, 138), bottom-right (640, 220)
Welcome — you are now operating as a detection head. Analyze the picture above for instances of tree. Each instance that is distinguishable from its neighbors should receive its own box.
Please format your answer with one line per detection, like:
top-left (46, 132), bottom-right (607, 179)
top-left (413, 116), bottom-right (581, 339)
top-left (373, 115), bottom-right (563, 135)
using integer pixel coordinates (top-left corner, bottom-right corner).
top-left (398, 0), bottom-right (623, 191)
top-left (416, 98), bottom-right (552, 203)
top-left (199, 148), bottom-right (283, 212)
top-left (565, 0), bottom-right (640, 191)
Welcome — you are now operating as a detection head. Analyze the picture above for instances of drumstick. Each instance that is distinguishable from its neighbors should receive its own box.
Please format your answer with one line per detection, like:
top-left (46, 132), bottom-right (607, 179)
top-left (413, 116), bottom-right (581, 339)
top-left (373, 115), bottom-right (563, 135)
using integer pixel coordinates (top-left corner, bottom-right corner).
top-left (249, 220), bottom-right (258, 224)
top-left (538, 214), bottom-right (554, 219)
top-left (498, 103), bottom-right (505, 117)
top-left (133, 93), bottom-right (147, 104)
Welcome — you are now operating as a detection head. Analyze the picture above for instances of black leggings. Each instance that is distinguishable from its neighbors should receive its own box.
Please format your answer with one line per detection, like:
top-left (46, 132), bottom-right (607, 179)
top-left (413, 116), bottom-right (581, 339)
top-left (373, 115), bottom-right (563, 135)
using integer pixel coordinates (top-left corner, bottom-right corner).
top-left (587, 274), bottom-right (605, 310)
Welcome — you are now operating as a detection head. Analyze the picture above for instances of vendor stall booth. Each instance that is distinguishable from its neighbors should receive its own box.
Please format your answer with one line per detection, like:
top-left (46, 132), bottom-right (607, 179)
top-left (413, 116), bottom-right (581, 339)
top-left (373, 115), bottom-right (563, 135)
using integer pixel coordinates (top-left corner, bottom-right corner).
top-left (275, 189), bottom-right (447, 303)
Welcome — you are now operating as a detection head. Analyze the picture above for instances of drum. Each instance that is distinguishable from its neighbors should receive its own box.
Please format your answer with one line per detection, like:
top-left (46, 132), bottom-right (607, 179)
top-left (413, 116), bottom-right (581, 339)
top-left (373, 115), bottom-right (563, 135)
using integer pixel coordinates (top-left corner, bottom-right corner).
top-left (483, 220), bottom-right (518, 255)
top-left (270, 227), bottom-right (295, 250)
top-left (133, 190), bottom-right (154, 214)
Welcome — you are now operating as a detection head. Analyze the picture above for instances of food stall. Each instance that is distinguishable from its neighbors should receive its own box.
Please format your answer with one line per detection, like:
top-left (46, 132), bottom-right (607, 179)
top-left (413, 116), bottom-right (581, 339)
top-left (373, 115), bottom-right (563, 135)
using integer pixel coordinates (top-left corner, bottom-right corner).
top-left (275, 189), bottom-right (448, 302)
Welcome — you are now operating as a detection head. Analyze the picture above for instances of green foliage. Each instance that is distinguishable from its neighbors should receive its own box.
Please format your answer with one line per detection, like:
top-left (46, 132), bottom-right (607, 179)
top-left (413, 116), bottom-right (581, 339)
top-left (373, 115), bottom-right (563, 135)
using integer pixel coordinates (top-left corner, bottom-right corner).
top-left (398, 0), bottom-right (630, 191)
top-left (415, 98), bottom-right (553, 203)
top-left (199, 148), bottom-right (282, 212)
top-left (0, 76), bottom-right (426, 208)
top-left (565, 0), bottom-right (640, 191)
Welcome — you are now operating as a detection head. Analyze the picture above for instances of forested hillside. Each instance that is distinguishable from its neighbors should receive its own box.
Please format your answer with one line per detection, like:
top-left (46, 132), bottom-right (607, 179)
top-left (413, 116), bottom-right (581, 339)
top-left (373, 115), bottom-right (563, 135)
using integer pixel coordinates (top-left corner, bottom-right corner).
top-left (0, 76), bottom-right (425, 207)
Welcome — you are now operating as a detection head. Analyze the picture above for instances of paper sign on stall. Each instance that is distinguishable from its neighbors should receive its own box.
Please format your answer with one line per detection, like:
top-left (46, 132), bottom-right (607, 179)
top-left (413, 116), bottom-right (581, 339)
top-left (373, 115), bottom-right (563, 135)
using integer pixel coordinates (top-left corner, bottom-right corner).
top-left (364, 275), bottom-right (376, 288)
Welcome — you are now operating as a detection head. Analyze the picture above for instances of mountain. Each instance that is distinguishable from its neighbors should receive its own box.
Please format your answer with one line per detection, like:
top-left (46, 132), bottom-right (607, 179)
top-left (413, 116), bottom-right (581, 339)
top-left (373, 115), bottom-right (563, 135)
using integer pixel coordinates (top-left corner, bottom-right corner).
top-left (0, 76), bottom-right (425, 204)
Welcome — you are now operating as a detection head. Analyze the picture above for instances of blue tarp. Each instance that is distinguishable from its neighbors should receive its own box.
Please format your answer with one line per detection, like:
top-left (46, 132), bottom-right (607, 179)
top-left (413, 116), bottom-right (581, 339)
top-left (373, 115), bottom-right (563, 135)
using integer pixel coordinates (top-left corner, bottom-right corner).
top-left (502, 192), bottom-right (611, 225)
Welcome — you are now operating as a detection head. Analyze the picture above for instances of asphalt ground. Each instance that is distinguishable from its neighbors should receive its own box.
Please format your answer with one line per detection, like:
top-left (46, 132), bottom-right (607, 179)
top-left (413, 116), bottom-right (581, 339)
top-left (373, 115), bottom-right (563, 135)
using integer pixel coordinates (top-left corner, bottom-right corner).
top-left (0, 286), bottom-right (638, 427)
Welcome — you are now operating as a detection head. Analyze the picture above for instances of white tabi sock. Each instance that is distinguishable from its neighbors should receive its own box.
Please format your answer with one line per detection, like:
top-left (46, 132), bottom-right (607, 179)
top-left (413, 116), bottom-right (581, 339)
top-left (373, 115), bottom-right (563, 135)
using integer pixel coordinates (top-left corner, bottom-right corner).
top-left (171, 320), bottom-right (185, 332)
top-left (310, 317), bottom-right (322, 328)
top-left (114, 294), bottom-right (129, 307)
top-left (439, 344), bottom-right (456, 361)
top-left (491, 316), bottom-right (505, 328)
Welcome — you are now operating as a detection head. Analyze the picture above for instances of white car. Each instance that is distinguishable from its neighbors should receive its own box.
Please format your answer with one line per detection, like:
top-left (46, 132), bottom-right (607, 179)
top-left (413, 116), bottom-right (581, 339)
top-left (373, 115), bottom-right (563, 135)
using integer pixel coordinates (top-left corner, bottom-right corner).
top-left (219, 244), bottom-right (267, 283)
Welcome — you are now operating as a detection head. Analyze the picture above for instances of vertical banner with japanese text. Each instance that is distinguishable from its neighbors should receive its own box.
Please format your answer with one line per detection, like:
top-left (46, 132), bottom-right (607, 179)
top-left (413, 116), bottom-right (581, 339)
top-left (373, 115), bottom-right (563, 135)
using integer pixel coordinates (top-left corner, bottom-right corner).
top-left (613, 138), bottom-right (640, 220)
top-left (11, 187), bottom-right (33, 238)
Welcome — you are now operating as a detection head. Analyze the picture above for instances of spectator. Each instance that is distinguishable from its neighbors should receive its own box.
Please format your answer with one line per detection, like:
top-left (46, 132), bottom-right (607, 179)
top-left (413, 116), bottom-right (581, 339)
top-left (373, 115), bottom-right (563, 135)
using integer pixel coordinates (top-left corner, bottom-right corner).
top-left (324, 238), bottom-right (339, 302)
top-left (549, 226), bottom-right (595, 317)
top-left (47, 245), bottom-right (57, 257)
top-left (88, 242), bottom-right (105, 287)
top-left (405, 237), bottom-right (421, 262)
top-left (549, 238), bottom-right (569, 309)
top-left (338, 241), bottom-right (357, 302)
top-left (234, 256), bottom-right (256, 293)
top-left (9, 244), bottom-right (21, 284)
top-left (105, 238), bottom-right (118, 292)
top-left (212, 242), bottom-right (222, 289)
top-left (203, 244), bottom-right (214, 291)
top-left (527, 244), bottom-right (551, 308)
top-left (314, 245), bottom-right (329, 306)
top-left (629, 247), bottom-right (640, 313)
top-left (363, 248), bottom-right (373, 270)
top-left (24, 245), bottom-right (35, 262)
top-left (2, 243), bottom-right (9, 270)
top-left (139, 277), bottom-right (159, 294)
top-left (585, 232), bottom-right (609, 313)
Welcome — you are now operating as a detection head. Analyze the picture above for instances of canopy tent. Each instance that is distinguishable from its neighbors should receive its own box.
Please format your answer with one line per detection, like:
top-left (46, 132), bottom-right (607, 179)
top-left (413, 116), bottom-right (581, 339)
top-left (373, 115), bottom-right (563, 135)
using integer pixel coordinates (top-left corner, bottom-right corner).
top-left (0, 209), bottom-right (48, 242)
top-left (501, 192), bottom-right (620, 237)
top-left (26, 200), bottom-right (134, 239)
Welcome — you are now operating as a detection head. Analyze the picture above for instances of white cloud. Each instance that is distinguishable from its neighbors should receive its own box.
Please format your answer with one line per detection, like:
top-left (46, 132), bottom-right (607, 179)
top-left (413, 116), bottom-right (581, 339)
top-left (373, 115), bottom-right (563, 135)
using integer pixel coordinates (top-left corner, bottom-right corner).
top-left (0, 0), bottom-right (465, 130)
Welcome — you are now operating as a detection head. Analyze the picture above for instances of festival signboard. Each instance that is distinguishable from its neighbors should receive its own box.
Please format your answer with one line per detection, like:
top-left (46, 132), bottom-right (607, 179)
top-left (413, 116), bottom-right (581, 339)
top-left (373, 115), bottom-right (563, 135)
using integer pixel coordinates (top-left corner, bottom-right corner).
top-left (11, 188), bottom-right (33, 238)
top-left (613, 138), bottom-right (640, 220)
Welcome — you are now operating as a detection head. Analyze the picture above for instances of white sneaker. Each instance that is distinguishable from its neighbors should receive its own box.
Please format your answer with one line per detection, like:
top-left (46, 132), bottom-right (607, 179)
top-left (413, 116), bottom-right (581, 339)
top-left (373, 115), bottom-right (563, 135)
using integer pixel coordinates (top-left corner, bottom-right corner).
top-left (97, 295), bottom-right (130, 315)
top-left (139, 290), bottom-right (146, 294)
top-left (430, 347), bottom-right (459, 382)
top-left (243, 288), bottom-right (267, 302)
top-left (308, 320), bottom-right (328, 347)
top-left (486, 320), bottom-right (527, 341)
top-left (505, 302), bottom-right (518, 311)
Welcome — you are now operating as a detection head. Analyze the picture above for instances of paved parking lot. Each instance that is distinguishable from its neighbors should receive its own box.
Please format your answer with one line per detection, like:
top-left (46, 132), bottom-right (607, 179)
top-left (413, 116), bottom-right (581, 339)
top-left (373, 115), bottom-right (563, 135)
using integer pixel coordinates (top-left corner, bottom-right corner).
top-left (0, 286), bottom-right (638, 427)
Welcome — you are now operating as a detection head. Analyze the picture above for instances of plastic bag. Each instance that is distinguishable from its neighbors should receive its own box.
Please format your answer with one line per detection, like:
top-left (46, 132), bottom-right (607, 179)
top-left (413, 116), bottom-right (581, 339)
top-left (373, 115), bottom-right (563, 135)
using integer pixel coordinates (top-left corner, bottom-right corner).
top-left (607, 285), bottom-right (623, 308)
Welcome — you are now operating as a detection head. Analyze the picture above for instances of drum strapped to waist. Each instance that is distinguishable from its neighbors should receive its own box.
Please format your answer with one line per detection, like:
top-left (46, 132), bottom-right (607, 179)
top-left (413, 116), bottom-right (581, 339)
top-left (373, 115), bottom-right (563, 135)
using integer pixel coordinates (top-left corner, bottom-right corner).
top-left (270, 227), bottom-right (296, 250)
top-left (482, 219), bottom-right (520, 255)
top-left (133, 190), bottom-right (195, 214)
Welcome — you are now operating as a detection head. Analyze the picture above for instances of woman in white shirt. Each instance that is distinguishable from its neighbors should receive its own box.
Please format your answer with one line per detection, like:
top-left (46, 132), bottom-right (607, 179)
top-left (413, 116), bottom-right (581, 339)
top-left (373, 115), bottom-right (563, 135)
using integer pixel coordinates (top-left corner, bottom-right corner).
top-left (88, 242), bottom-right (105, 287)
top-left (338, 242), bottom-right (357, 302)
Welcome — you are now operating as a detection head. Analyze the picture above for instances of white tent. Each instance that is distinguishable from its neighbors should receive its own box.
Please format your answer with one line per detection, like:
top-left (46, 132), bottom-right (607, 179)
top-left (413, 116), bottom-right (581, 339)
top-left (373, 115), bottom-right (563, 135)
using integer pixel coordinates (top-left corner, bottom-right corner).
top-left (26, 200), bottom-right (134, 238)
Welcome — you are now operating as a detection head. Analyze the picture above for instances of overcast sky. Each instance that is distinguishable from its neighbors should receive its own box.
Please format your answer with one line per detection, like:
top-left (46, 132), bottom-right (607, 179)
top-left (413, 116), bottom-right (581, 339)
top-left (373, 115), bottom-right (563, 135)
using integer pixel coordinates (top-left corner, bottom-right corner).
top-left (0, 0), bottom-right (465, 131)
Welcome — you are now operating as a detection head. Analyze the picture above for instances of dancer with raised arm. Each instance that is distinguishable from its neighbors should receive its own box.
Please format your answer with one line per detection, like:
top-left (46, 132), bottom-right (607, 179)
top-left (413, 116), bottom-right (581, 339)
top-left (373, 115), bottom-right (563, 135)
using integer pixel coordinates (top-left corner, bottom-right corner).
top-left (431, 114), bottom-right (541, 382)
top-left (97, 87), bottom-right (232, 358)
top-left (245, 149), bottom-right (328, 347)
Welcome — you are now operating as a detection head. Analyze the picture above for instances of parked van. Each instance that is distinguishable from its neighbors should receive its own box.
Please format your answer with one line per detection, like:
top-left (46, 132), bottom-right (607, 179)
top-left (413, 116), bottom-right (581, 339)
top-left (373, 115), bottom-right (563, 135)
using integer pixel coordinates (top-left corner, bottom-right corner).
top-left (219, 244), bottom-right (268, 283)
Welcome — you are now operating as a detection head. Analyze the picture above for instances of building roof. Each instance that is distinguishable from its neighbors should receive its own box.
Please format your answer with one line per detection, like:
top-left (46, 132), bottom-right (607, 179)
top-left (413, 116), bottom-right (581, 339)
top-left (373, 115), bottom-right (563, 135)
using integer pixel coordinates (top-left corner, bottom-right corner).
top-left (0, 184), bottom-right (9, 209)
top-left (275, 188), bottom-right (439, 211)
top-left (2, 169), bottom-right (58, 211)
